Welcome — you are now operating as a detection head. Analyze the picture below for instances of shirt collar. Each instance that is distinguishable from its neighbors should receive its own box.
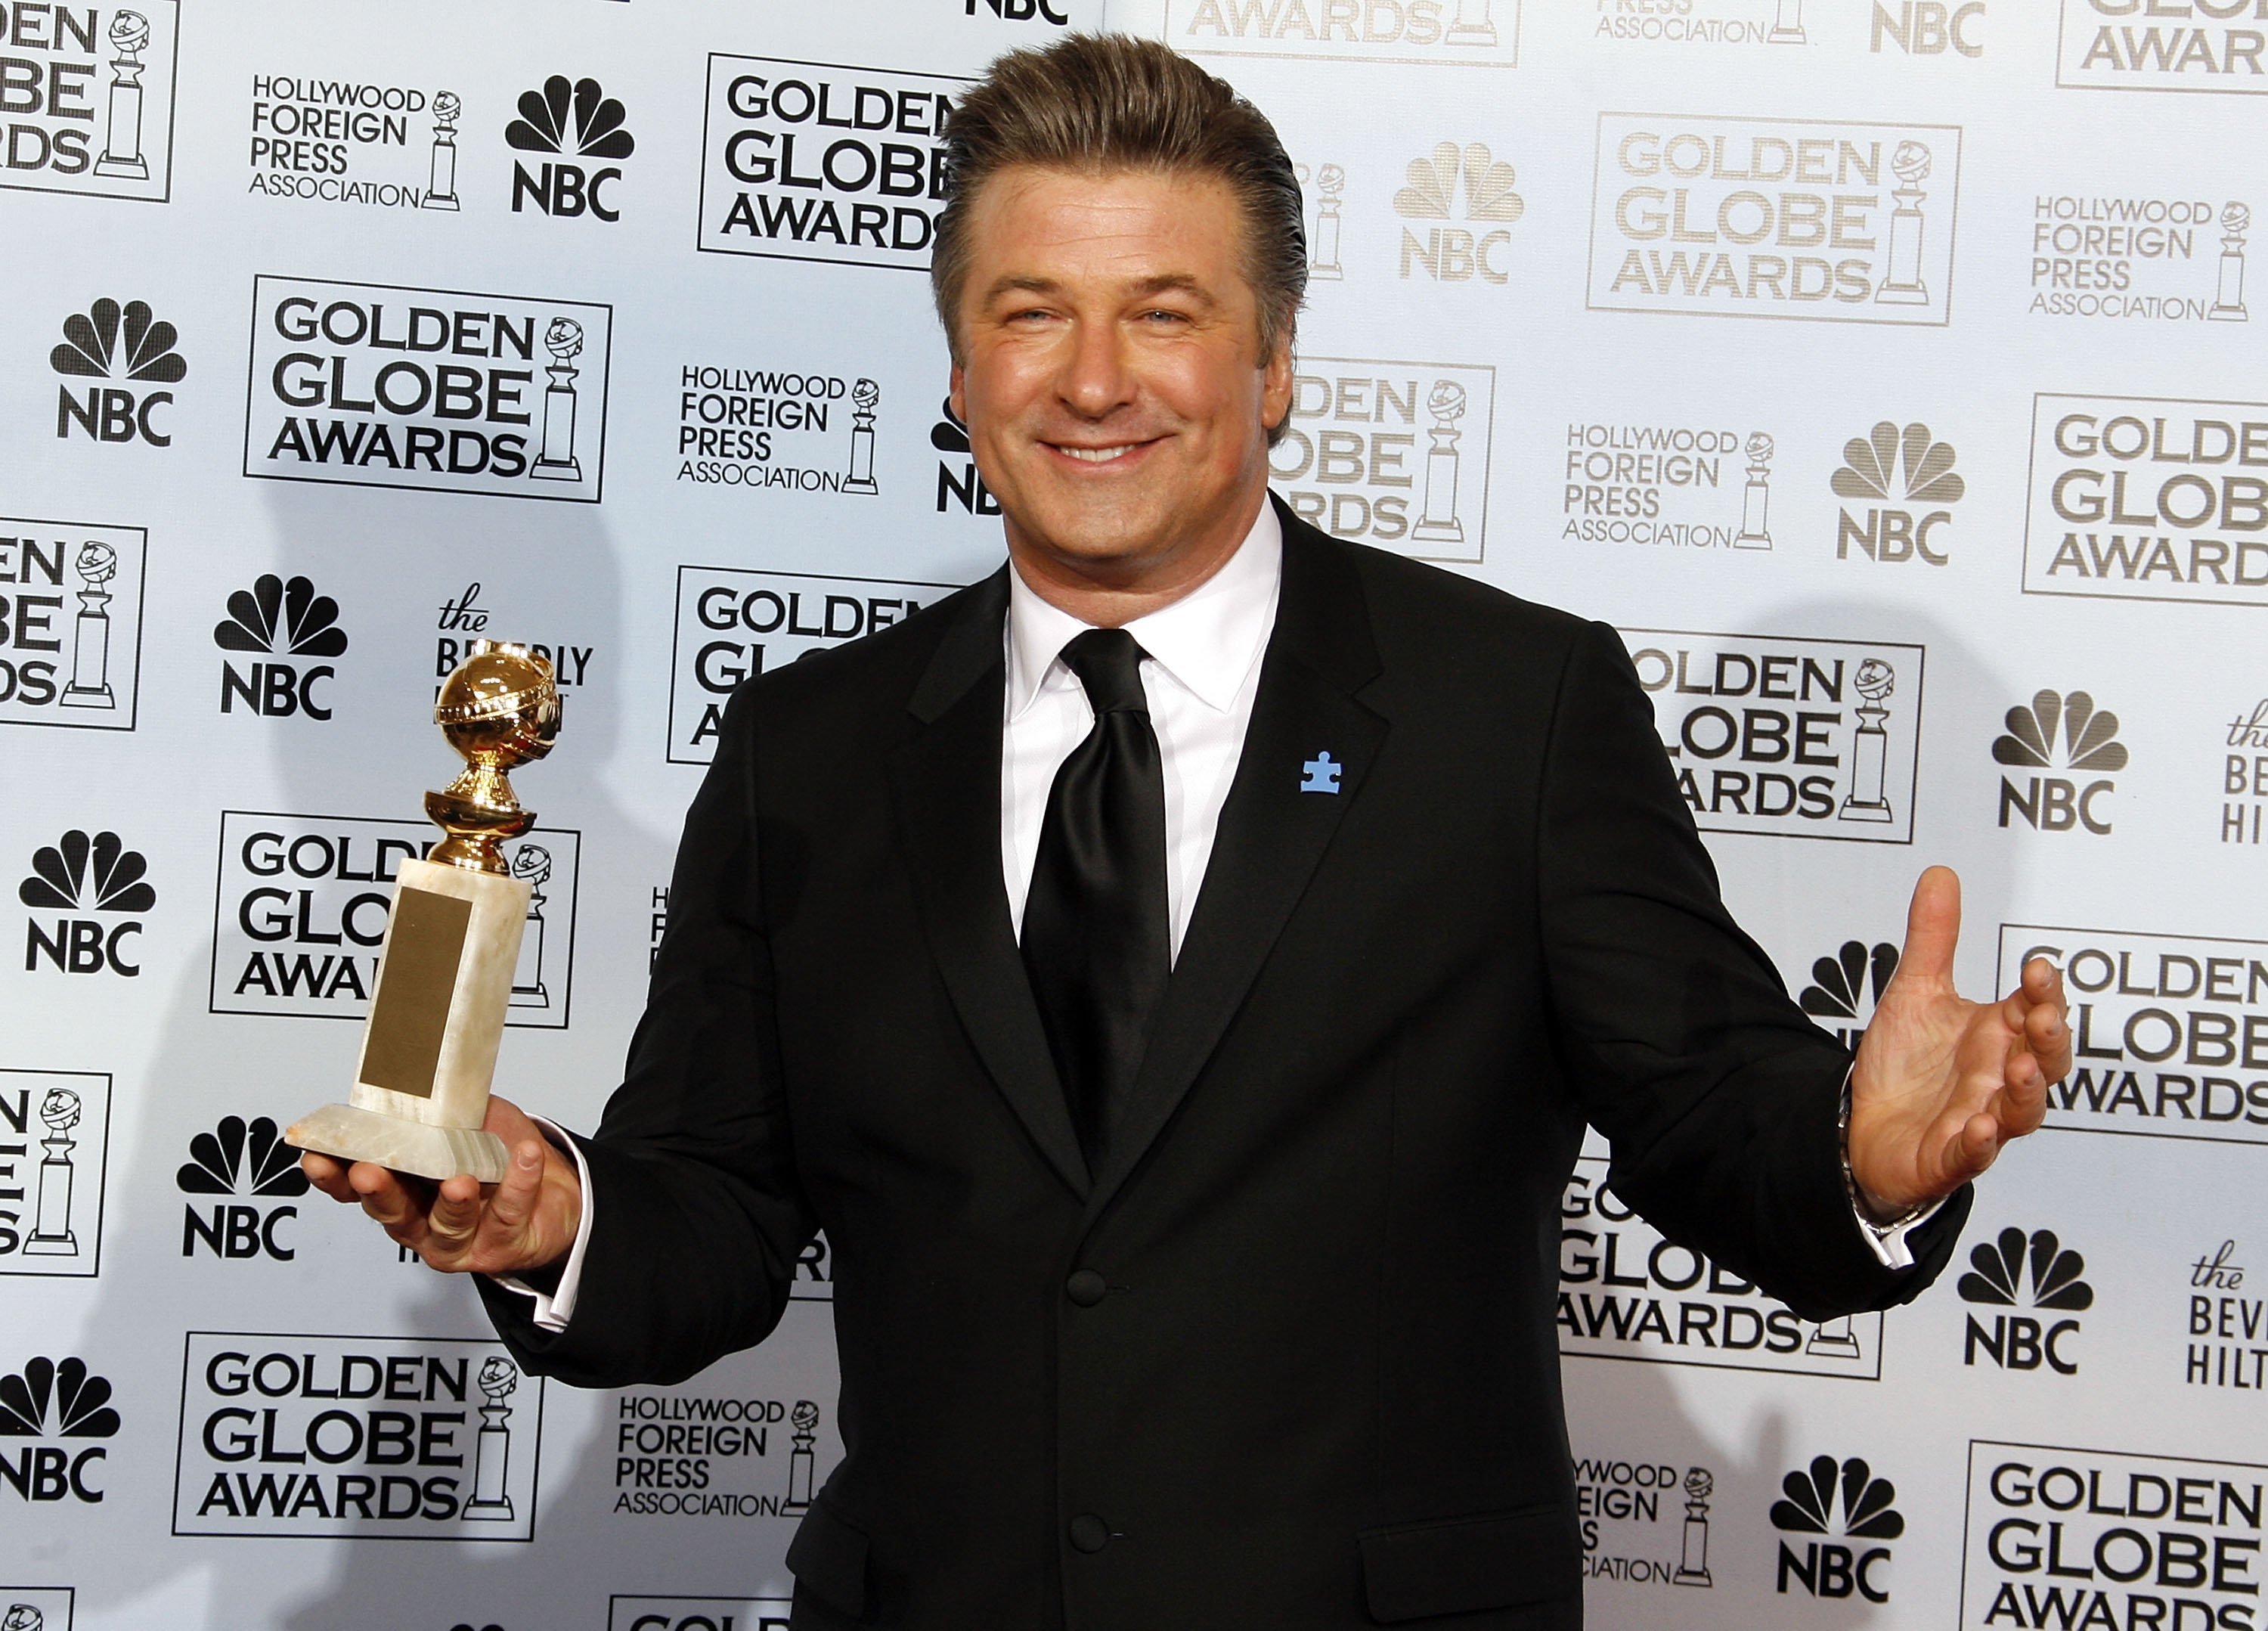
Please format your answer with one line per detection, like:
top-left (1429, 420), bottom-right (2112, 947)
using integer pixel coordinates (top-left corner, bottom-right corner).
top-left (1005, 498), bottom-right (1284, 721)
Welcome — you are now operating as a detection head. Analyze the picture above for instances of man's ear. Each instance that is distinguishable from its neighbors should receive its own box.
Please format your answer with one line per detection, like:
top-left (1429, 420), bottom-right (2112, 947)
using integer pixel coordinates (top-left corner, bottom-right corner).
top-left (1259, 329), bottom-right (1294, 434)
top-left (948, 361), bottom-right (967, 431)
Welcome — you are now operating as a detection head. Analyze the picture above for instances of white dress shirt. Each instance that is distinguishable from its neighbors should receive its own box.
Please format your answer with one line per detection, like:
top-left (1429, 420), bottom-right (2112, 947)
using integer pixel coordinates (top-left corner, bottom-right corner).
top-left (503, 498), bottom-right (1925, 1330)
top-left (1002, 500), bottom-right (1281, 962)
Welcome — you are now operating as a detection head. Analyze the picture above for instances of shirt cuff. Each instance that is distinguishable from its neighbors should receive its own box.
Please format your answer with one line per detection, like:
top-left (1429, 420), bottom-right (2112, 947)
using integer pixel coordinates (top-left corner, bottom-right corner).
top-left (488, 1115), bottom-right (592, 1333)
top-left (1838, 1068), bottom-right (1944, 1271)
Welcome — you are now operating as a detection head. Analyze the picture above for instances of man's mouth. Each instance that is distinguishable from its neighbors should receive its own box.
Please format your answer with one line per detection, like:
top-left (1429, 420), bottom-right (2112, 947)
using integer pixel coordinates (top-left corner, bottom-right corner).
top-left (1047, 439), bottom-right (1155, 464)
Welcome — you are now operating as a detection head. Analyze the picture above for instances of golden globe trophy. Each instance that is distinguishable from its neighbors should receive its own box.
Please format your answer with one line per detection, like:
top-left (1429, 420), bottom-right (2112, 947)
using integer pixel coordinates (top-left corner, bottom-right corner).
top-left (289, 642), bottom-right (562, 1183)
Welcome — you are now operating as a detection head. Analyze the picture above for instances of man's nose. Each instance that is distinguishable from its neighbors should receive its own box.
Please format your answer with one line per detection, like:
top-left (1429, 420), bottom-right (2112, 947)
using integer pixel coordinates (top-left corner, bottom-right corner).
top-left (1056, 318), bottom-right (1137, 420)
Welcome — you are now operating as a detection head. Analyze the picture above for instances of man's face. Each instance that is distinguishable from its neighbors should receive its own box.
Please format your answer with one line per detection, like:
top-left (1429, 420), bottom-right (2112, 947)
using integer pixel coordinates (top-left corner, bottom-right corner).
top-left (950, 166), bottom-right (1292, 596)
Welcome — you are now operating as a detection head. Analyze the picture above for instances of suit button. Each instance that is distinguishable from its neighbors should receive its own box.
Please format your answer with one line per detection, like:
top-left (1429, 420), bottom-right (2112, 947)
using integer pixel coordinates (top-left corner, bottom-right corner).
top-left (1064, 1269), bottom-right (1108, 1307)
top-left (1069, 1513), bottom-right (1111, 1553)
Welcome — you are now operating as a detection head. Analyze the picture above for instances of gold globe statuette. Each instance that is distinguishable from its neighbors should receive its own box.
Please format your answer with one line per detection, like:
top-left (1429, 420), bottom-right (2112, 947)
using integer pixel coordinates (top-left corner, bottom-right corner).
top-left (288, 642), bottom-right (563, 1183)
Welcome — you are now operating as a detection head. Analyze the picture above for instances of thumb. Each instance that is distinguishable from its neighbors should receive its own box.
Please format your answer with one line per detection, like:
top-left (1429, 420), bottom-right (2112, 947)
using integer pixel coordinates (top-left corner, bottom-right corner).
top-left (1895, 865), bottom-right (1963, 991)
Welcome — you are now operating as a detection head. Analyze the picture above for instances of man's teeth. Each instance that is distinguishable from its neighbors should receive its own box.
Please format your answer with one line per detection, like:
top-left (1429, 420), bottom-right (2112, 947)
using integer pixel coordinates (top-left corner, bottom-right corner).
top-left (1058, 444), bottom-right (1134, 463)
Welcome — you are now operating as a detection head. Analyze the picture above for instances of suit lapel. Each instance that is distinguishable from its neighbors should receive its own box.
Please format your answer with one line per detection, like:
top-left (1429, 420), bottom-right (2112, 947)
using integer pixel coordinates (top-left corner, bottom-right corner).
top-left (1086, 508), bottom-right (1389, 1213)
top-left (891, 570), bottom-right (1091, 1199)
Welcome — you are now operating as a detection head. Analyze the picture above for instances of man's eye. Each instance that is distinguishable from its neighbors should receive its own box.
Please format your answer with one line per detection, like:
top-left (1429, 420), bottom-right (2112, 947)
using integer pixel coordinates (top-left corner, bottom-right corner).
top-left (1139, 309), bottom-right (1188, 324)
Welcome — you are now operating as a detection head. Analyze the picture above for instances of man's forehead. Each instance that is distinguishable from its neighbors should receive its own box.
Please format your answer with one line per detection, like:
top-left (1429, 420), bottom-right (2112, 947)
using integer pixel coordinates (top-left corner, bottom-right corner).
top-left (972, 164), bottom-right (1240, 239)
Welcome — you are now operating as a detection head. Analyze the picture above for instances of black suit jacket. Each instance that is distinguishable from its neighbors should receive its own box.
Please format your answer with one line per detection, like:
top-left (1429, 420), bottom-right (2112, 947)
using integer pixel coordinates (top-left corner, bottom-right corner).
top-left (481, 500), bottom-right (1966, 1628)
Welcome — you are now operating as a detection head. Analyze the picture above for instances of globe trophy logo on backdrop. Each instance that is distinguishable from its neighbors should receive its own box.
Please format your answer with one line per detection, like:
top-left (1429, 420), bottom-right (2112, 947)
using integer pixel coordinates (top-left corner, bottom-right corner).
top-left (1771, 1456), bottom-right (1902, 1603)
top-left (1994, 922), bottom-right (2268, 1149)
top-left (1994, 690), bottom-right (2126, 836)
top-left (1957, 1225), bottom-right (2093, 1375)
top-left (2023, 394), bottom-right (2268, 609)
top-left (1960, 1443), bottom-right (2268, 1631)
top-left (244, 75), bottom-right (458, 210)
top-left (0, 1071), bottom-right (111, 1279)
top-left (699, 56), bottom-right (971, 271)
top-left (1560, 423), bottom-right (1776, 550)
top-left (1572, 1454), bottom-right (1716, 1589)
top-left (49, 298), bottom-right (184, 447)
top-left (1269, 360), bottom-right (1497, 563)
top-left (0, 1357), bottom-right (119, 1506)
top-left (244, 276), bottom-right (612, 502)
top-left (0, 1591), bottom-right (71, 1630)
top-left (1589, 115), bottom-right (1961, 324)
top-left (2028, 195), bottom-right (2250, 322)
top-left (19, 829), bottom-right (152, 979)
top-left (2057, 0), bottom-right (2268, 92)
top-left (1393, 141), bottom-right (1523, 286)
top-left (1619, 631), bottom-right (1924, 843)
top-left (214, 575), bottom-right (348, 722)
top-left (0, 2), bottom-right (178, 203)
top-left (1833, 420), bottom-right (1965, 566)
top-left (0, 522), bottom-right (146, 733)
top-left (176, 1115), bottom-right (309, 1264)
top-left (1159, 0), bottom-right (1520, 68)
top-left (676, 365), bottom-right (884, 494)
top-left (172, 1334), bottom-right (540, 1538)
top-left (1294, 162), bottom-right (1346, 281)
top-left (507, 75), bottom-right (634, 222)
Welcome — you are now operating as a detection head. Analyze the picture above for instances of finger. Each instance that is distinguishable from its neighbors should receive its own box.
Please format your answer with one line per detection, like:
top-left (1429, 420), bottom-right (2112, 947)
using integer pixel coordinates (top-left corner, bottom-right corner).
top-left (346, 1162), bottom-right (420, 1230)
top-left (483, 1140), bottom-right (545, 1241)
top-left (2025, 997), bottom-right (2071, 1085)
top-left (300, 1152), bottom-right (358, 1203)
top-left (1895, 865), bottom-right (1963, 991)
top-left (1999, 1045), bottom-right (2049, 1138)
top-left (2023, 965), bottom-right (2072, 1081)
top-left (1950, 1111), bottom-right (2001, 1183)
top-left (423, 1174), bottom-right (484, 1258)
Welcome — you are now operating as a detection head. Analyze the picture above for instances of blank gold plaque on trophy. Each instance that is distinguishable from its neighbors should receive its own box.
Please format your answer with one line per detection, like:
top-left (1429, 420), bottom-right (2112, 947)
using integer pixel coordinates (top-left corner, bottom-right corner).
top-left (288, 641), bottom-right (562, 1183)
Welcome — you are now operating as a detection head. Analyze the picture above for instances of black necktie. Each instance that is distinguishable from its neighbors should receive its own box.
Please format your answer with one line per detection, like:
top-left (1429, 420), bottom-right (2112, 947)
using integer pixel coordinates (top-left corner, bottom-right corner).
top-left (1021, 628), bottom-right (1170, 1170)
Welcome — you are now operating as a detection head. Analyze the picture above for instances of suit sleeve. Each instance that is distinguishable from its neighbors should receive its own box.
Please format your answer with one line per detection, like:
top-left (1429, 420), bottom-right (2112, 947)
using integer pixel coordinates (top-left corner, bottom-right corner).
top-left (1534, 620), bottom-right (1966, 1320)
top-left (477, 681), bottom-right (820, 1386)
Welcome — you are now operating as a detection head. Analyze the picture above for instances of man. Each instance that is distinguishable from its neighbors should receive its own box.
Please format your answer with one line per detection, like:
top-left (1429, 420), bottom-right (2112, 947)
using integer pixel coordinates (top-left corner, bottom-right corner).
top-left (306, 36), bottom-right (2068, 1629)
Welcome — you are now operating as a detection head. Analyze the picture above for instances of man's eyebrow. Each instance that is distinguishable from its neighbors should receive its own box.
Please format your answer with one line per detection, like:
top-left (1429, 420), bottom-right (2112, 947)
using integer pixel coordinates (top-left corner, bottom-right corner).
top-left (978, 273), bottom-right (1219, 305)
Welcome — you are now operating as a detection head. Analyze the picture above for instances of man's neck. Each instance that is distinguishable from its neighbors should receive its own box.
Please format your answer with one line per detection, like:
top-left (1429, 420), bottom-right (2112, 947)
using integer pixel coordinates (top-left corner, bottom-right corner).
top-left (1004, 485), bottom-right (1269, 629)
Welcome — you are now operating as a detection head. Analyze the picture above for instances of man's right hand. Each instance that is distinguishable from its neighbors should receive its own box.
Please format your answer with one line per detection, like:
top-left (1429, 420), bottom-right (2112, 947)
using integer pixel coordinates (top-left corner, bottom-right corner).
top-left (301, 1093), bottom-right (582, 1277)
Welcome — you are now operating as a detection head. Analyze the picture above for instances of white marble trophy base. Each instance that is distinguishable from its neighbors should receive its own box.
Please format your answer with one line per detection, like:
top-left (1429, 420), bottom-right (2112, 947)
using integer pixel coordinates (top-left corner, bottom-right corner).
top-left (288, 856), bottom-right (530, 1183)
top-left (287, 1101), bottom-right (510, 1183)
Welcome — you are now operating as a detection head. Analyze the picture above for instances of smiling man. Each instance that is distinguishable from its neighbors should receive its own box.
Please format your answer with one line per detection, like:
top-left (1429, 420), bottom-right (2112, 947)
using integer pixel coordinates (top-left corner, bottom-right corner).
top-left (305, 35), bottom-right (2068, 1629)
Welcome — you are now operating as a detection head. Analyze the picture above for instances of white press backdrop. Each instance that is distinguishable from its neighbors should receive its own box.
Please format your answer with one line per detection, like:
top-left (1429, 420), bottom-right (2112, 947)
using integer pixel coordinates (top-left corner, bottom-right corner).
top-left (2, 2), bottom-right (2263, 1627)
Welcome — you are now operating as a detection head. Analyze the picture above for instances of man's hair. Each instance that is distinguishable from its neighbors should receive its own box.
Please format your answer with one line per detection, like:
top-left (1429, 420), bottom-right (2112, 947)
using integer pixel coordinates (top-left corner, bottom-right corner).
top-left (931, 34), bottom-right (1306, 369)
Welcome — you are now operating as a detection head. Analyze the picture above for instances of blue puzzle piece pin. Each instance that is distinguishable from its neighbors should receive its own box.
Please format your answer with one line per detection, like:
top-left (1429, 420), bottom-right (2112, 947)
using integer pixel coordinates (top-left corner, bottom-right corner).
top-left (1300, 752), bottom-right (1342, 794)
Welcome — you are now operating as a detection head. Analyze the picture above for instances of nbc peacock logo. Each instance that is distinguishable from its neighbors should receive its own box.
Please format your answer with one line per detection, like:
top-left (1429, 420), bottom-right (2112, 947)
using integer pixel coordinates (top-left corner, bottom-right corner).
top-left (1771, 1454), bottom-right (1902, 1602)
top-left (506, 75), bottom-right (634, 222)
top-left (49, 298), bottom-right (185, 447)
top-left (1833, 420), bottom-right (1964, 566)
top-left (1957, 1226), bottom-right (2093, 1375)
top-left (178, 1115), bottom-right (308, 1264)
top-left (1394, 141), bottom-right (1524, 286)
top-left (0, 1358), bottom-right (119, 1505)
top-left (213, 575), bottom-right (349, 721)
top-left (1798, 939), bottom-right (1899, 1052)
top-left (1993, 690), bottom-right (2127, 836)
top-left (19, 830), bottom-right (154, 978)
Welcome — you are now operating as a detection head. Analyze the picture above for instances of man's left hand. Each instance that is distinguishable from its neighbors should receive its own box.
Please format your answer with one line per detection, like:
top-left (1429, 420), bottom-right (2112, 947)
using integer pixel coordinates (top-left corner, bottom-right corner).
top-left (1847, 865), bottom-right (2068, 1214)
